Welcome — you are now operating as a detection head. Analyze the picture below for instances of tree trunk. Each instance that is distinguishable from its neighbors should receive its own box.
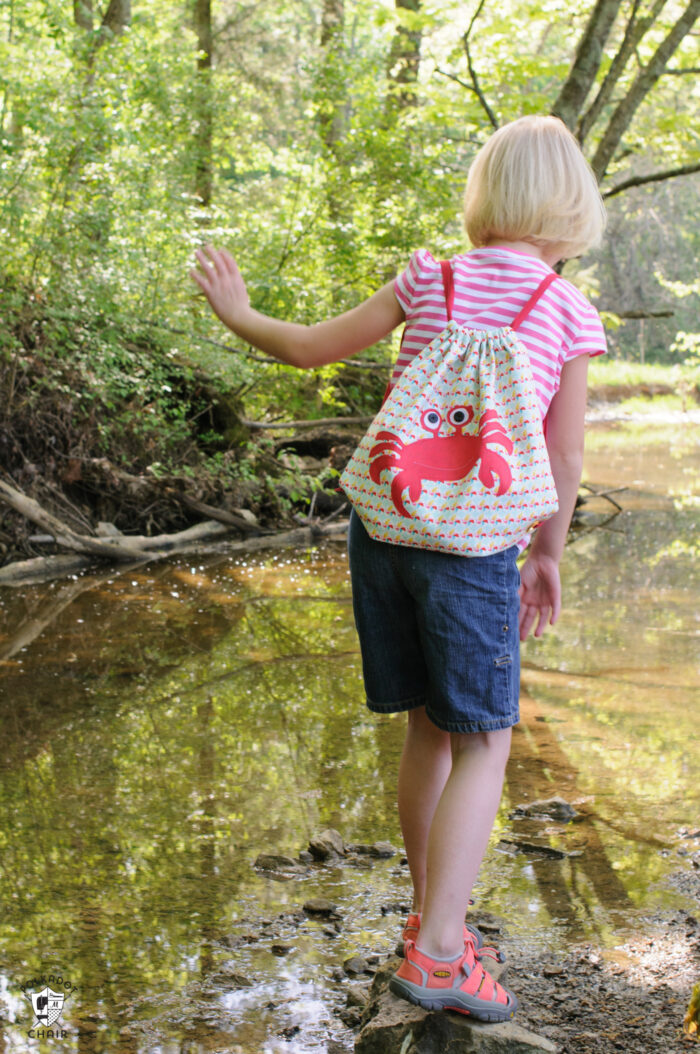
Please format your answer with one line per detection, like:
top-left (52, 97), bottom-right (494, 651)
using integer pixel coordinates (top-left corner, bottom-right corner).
top-left (73, 0), bottom-right (93, 31)
top-left (319, 0), bottom-right (345, 157)
top-left (386, 0), bottom-right (423, 112)
top-left (551, 0), bottom-right (624, 129)
top-left (193, 0), bottom-right (213, 208)
top-left (99, 0), bottom-right (131, 39)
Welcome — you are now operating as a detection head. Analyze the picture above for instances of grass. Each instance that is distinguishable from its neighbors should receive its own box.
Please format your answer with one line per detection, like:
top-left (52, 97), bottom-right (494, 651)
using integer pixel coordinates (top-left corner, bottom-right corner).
top-left (587, 358), bottom-right (690, 388)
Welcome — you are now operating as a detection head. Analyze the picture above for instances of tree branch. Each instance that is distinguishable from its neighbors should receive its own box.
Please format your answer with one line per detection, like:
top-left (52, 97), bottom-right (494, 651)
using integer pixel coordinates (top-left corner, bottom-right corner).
top-left (242, 414), bottom-right (375, 430)
top-left (602, 160), bottom-right (700, 196)
top-left (613, 309), bottom-right (674, 317)
top-left (591, 0), bottom-right (700, 180)
top-left (577, 0), bottom-right (667, 142)
top-left (461, 0), bottom-right (499, 130)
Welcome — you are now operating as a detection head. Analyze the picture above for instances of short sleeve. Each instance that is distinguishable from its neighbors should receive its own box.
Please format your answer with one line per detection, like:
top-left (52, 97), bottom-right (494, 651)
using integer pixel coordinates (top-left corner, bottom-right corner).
top-left (394, 249), bottom-right (439, 315)
top-left (565, 301), bottom-right (607, 361)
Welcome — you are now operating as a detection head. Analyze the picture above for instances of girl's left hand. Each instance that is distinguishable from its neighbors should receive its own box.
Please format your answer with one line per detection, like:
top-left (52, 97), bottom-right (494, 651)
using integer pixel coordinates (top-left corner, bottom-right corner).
top-left (190, 245), bottom-right (250, 330)
top-left (518, 553), bottom-right (561, 640)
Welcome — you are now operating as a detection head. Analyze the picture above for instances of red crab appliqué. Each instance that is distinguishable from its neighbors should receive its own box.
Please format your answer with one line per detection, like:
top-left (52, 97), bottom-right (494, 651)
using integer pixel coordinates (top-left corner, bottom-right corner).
top-left (369, 405), bottom-right (513, 517)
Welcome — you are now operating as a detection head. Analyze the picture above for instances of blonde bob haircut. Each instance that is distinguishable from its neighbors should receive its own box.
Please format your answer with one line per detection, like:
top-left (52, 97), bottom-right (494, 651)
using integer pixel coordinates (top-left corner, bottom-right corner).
top-left (464, 115), bottom-right (606, 259)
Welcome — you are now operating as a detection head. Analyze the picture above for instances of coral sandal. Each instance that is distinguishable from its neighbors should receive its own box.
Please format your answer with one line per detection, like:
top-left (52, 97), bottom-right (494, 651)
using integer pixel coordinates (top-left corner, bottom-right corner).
top-left (390, 937), bottom-right (517, 1022)
top-left (397, 911), bottom-right (506, 965)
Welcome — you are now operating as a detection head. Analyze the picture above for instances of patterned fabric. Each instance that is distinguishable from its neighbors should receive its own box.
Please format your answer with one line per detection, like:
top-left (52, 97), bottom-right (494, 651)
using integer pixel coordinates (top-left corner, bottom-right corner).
top-left (393, 248), bottom-right (606, 416)
top-left (340, 276), bottom-right (560, 556)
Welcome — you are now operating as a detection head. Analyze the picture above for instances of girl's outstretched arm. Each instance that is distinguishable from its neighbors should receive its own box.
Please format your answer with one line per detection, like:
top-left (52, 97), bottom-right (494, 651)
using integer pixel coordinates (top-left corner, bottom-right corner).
top-left (519, 353), bottom-right (589, 640)
top-left (190, 245), bottom-right (405, 368)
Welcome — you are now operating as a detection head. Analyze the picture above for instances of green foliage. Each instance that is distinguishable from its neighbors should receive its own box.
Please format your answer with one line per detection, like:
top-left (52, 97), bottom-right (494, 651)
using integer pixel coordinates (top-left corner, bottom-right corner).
top-left (1, 0), bottom-right (698, 453)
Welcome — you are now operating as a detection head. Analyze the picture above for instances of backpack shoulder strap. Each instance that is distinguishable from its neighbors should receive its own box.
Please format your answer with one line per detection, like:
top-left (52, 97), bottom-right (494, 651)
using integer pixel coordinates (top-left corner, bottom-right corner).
top-left (440, 260), bottom-right (454, 321)
top-left (511, 272), bottom-right (557, 330)
top-left (441, 261), bottom-right (555, 329)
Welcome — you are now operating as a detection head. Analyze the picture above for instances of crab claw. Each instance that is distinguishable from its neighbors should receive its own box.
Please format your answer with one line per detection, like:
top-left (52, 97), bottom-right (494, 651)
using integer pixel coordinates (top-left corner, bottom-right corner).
top-left (391, 471), bottom-right (421, 517)
top-left (479, 453), bottom-right (512, 495)
top-left (370, 452), bottom-right (399, 484)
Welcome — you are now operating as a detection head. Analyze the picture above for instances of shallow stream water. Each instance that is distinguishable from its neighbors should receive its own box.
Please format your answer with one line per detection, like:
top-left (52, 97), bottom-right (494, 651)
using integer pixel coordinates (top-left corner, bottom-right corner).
top-left (0, 410), bottom-right (698, 1052)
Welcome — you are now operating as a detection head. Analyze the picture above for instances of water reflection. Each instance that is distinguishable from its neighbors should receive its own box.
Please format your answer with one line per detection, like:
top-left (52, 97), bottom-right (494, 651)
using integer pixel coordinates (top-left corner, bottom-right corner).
top-left (0, 417), bottom-right (698, 1052)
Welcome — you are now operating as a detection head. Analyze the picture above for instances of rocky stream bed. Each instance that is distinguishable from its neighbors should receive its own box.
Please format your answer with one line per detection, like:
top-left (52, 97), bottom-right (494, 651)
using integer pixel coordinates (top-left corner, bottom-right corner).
top-left (133, 820), bottom-right (700, 1054)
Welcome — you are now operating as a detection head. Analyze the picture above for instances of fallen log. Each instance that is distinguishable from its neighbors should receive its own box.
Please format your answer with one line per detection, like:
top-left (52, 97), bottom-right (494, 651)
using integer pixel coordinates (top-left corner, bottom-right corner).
top-left (166, 491), bottom-right (272, 534)
top-left (0, 554), bottom-right (102, 586)
top-left (243, 414), bottom-right (374, 430)
top-left (0, 478), bottom-right (151, 562)
top-left (0, 517), bottom-right (350, 587)
top-left (0, 476), bottom-right (239, 583)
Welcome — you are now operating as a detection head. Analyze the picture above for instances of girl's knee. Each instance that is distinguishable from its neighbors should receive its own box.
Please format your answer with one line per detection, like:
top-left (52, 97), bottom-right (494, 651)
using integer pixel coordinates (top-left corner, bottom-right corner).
top-left (450, 727), bottom-right (512, 761)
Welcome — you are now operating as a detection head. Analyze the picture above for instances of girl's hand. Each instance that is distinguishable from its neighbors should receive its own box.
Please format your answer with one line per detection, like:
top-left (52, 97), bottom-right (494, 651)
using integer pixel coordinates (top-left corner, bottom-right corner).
top-left (518, 553), bottom-right (561, 640)
top-left (190, 245), bottom-right (249, 330)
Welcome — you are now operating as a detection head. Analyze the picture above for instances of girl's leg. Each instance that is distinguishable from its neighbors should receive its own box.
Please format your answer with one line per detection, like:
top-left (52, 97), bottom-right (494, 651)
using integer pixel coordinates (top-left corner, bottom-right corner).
top-left (417, 726), bottom-right (512, 959)
top-left (397, 706), bottom-right (452, 911)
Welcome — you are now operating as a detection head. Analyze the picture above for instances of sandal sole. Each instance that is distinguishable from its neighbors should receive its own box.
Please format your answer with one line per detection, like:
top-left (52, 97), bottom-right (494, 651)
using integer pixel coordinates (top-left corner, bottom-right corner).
top-left (389, 974), bottom-right (517, 1022)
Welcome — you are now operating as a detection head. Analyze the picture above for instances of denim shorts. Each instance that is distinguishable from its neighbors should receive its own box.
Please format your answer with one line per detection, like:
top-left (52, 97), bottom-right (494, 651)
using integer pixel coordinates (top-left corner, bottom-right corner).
top-left (347, 511), bottom-right (521, 734)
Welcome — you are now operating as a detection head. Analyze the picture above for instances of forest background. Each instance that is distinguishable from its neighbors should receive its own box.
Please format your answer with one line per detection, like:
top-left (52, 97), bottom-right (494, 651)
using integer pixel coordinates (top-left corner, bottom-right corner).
top-left (0, 0), bottom-right (699, 557)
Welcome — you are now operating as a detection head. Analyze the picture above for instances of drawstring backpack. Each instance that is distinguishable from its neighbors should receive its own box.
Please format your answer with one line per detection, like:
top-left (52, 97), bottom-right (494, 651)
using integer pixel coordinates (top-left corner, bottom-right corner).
top-left (340, 261), bottom-right (559, 556)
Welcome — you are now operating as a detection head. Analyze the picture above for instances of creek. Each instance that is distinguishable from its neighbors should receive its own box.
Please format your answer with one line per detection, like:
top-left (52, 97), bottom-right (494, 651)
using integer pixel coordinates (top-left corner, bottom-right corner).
top-left (0, 408), bottom-right (698, 1053)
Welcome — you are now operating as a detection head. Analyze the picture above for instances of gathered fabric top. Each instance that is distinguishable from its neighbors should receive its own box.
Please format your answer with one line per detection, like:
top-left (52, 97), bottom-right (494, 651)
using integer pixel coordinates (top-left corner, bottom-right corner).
top-left (393, 247), bottom-right (606, 418)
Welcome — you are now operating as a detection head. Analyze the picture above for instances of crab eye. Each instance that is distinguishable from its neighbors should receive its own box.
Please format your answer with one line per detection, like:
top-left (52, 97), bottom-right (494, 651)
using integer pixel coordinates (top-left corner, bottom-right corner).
top-left (448, 406), bottom-right (470, 427)
top-left (421, 409), bottom-right (442, 431)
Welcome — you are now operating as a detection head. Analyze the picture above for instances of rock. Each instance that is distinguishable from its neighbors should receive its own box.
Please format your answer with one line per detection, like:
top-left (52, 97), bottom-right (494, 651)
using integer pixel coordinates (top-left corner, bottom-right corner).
top-left (298, 850), bottom-right (314, 864)
top-left (340, 1006), bottom-right (364, 1028)
top-left (231, 507), bottom-right (259, 526)
top-left (369, 841), bottom-right (396, 858)
top-left (512, 797), bottom-right (579, 823)
top-left (543, 965), bottom-right (564, 978)
top-left (271, 943), bottom-right (294, 956)
top-left (355, 958), bottom-right (557, 1054)
top-left (96, 521), bottom-right (122, 536)
top-left (303, 897), bottom-right (340, 917)
top-left (211, 965), bottom-right (254, 987)
top-left (381, 901), bottom-right (413, 916)
top-left (347, 984), bottom-right (370, 1008)
top-left (498, 838), bottom-right (568, 859)
top-left (254, 853), bottom-right (306, 874)
top-left (344, 955), bottom-right (370, 976)
top-left (308, 828), bottom-right (346, 860)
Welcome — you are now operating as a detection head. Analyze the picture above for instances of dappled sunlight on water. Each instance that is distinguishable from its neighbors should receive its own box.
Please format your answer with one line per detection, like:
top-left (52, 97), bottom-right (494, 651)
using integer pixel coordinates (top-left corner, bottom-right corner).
top-left (0, 416), bottom-right (697, 1051)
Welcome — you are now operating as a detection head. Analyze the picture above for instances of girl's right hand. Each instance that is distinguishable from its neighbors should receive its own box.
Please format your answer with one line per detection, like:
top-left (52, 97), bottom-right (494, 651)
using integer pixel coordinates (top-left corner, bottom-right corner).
top-left (518, 552), bottom-right (561, 640)
top-left (190, 245), bottom-right (250, 331)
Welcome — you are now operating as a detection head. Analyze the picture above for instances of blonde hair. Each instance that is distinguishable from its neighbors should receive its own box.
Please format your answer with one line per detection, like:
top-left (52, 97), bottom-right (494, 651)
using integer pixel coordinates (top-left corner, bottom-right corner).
top-left (464, 115), bottom-right (606, 259)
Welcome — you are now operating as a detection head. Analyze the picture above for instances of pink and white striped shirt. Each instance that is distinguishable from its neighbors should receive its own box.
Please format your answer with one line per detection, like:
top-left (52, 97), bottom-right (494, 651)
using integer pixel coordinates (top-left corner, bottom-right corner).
top-left (393, 247), bottom-right (606, 417)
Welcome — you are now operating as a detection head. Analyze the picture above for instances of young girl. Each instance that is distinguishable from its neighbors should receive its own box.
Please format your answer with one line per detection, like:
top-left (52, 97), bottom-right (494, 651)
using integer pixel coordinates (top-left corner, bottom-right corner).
top-left (191, 115), bottom-right (606, 1022)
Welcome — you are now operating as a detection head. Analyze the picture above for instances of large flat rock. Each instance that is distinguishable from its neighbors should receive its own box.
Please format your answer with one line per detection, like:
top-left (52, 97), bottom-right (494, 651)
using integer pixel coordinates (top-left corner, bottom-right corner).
top-left (355, 958), bottom-right (557, 1054)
